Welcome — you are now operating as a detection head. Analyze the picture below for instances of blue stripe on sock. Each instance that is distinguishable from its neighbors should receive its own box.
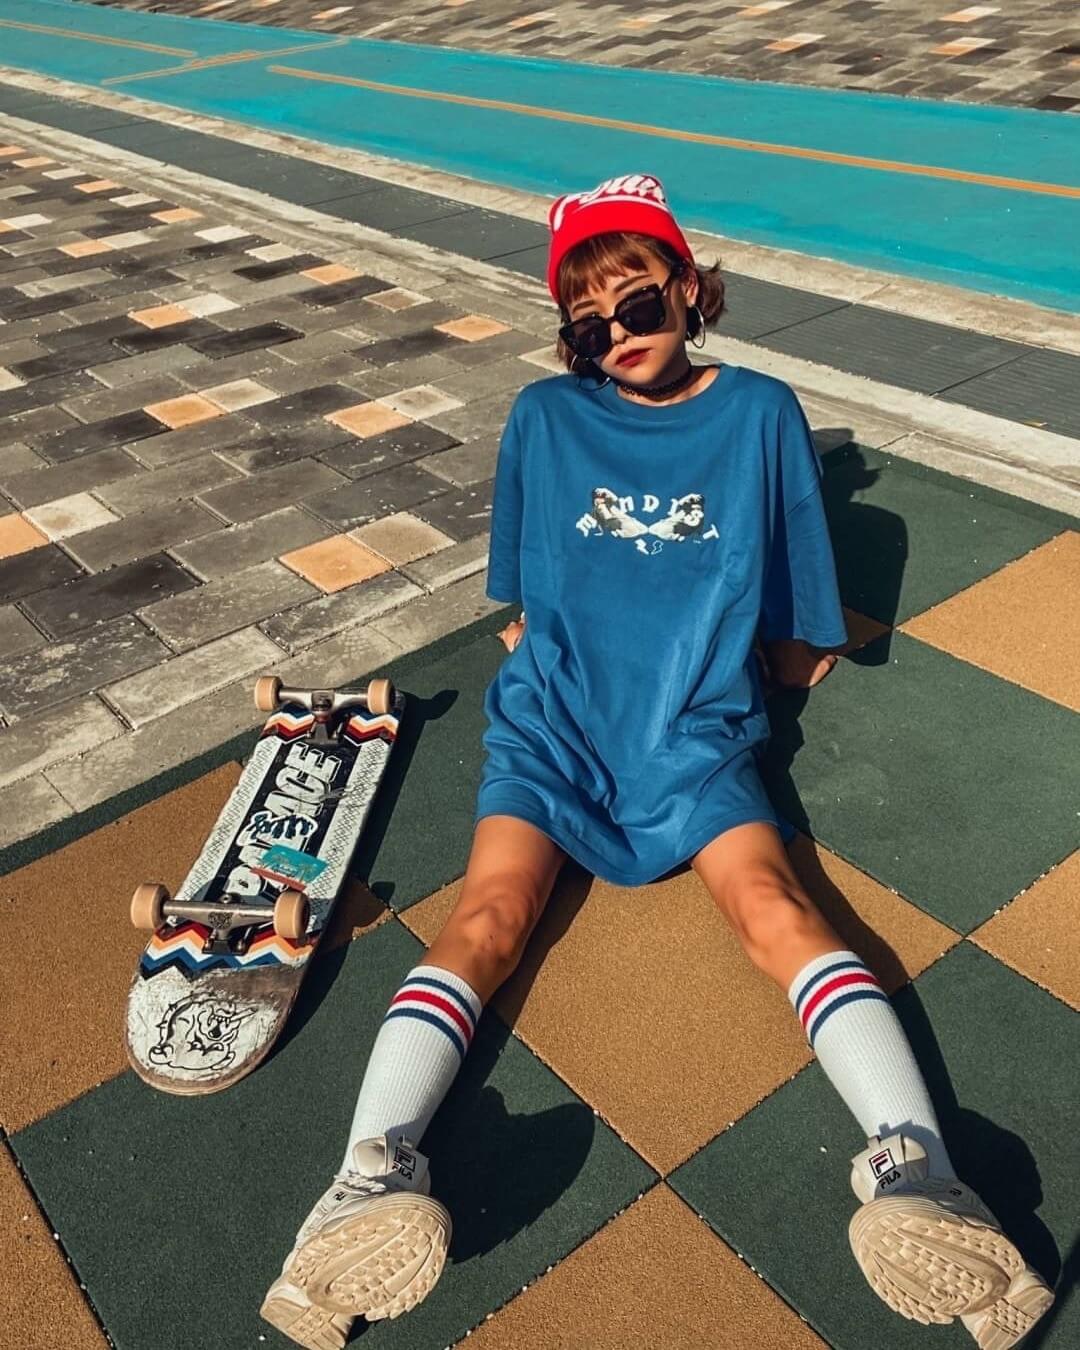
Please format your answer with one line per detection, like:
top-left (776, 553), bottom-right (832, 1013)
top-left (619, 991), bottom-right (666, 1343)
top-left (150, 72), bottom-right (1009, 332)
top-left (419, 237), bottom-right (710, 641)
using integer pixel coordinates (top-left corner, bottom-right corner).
top-left (383, 1006), bottom-right (467, 1060)
top-left (794, 958), bottom-right (868, 1017)
top-left (806, 988), bottom-right (891, 1048)
top-left (406, 975), bottom-right (479, 1030)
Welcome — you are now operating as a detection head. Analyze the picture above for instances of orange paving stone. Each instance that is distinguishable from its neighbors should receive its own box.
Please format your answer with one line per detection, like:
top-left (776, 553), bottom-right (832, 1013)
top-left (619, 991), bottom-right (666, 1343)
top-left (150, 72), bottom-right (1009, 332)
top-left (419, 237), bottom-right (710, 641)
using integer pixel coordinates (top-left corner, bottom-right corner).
top-left (128, 302), bottom-right (195, 329)
top-left (144, 394), bottom-right (225, 429)
top-left (465, 1183), bottom-right (828, 1350)
top-left (404, 834), bottom-right (957, 1173)
top-left (435, 314), bottom-right (512, 341)
top-left (300, 263), bottom-right (358, 284)
top-left (279, 535), bottom-right (392, 592)
top-left (932, 37), bottom-right (993, 55)
top-left (325, 402), bottom-right (413, 438)
top-left (0, 513), bottom-right (48, 560)
top-left (150, 207), bottom-right (203, 224)
top-left (899, 531), bottom-right (1080, 711)
top-left (13, 156), bottom-right (53, 168)
top-left (74, 179), bottom-right (120, 193)
top-left (0, 145), bottom-right (24, 156)
top-left (970, 850), bottom-right (1080, 1012)
top-left (0, 1150), bottom-right (109, 1350)
top-left (766, 33), bottom-right (825, 52)
top-left (59, 238), bottom-right (114, 258)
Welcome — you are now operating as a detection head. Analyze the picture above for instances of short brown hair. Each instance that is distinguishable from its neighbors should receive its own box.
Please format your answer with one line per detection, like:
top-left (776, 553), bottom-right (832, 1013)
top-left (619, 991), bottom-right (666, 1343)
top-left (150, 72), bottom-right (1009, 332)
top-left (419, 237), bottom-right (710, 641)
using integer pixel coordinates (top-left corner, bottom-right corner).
top-left (553, 231), bottom-right (725, 374)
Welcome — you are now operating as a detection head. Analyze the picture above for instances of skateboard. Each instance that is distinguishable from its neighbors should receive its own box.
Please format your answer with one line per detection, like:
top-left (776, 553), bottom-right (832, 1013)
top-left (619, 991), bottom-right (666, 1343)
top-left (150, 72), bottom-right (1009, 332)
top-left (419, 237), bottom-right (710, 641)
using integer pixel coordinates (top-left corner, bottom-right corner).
top-left (125, 674), bottom-right (403, 1095)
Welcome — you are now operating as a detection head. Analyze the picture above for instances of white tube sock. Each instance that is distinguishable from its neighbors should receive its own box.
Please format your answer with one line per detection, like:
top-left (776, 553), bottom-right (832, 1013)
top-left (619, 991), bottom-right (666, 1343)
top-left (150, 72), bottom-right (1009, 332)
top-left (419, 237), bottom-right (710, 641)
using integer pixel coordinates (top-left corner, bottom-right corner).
top-left (788, 949), bottom-right (956, 1180)
top-left (340, 964), bottom-right (483, 1173)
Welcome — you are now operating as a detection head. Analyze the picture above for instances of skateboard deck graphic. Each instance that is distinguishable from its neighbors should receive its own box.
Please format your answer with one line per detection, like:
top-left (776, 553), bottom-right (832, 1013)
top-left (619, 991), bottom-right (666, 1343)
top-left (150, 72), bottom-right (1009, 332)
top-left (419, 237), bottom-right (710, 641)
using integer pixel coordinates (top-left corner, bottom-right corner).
top-left (125, 681), bottom-right (403, 1094)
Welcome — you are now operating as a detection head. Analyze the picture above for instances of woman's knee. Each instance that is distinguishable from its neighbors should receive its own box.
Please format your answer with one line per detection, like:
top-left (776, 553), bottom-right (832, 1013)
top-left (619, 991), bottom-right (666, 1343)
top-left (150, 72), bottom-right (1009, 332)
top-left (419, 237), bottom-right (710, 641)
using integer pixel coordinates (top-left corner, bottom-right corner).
top-left (441, 877), bottom-right (544, 970)
top-left (722, 870), bottom-right (824, 965)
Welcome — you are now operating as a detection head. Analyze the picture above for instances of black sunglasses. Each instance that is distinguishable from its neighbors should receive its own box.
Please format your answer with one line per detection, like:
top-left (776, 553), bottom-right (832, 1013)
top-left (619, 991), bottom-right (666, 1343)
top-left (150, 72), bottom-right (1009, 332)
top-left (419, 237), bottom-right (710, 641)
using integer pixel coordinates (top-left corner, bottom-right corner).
top-left (559, 263), bottom-right (685, 361)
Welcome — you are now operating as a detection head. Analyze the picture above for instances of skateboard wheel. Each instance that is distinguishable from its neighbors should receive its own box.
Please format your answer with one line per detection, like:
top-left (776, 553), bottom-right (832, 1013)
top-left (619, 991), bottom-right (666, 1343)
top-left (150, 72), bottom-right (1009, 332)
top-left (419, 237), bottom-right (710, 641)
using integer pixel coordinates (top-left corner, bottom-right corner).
top-left (366, 677), bottom-right (394, 716)
top-left (131, 882), bottom-right (169, 931)
top-left (274, 888), bottom-right (310, 942)
top-left (254, 675), bottom-right (282, 713)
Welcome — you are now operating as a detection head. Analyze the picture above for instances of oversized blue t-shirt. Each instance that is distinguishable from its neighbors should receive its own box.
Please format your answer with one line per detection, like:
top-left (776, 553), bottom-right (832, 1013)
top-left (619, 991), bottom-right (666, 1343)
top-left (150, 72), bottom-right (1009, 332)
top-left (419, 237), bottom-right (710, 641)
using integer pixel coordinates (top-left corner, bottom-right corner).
top-left (477, 362), bottom-right (847, 886)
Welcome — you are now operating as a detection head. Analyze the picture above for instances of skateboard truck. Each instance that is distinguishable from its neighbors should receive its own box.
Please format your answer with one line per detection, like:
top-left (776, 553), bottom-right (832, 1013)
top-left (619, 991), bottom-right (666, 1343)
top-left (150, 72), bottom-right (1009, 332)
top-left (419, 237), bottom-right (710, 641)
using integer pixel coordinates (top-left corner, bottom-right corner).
top-left (253, 676), bottom-right (395, 744)
top-left (130, 883), bottom-right (310, 951)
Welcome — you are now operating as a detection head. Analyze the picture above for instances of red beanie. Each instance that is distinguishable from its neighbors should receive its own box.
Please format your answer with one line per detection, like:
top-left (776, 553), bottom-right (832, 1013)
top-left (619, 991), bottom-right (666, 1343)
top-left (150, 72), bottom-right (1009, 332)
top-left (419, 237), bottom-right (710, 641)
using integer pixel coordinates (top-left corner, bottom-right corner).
top-left (546, 172), bottom-right (694, 305)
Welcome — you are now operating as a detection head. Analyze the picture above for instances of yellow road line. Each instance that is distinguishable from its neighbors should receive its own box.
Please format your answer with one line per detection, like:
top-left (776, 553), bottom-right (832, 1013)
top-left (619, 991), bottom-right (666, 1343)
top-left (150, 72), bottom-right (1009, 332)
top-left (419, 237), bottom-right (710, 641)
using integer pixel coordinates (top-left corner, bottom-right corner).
top-left (0, 17), bottom-right (194, 57)
top-left (103, 36), bottom-right (347, 86)
top-left (270, 64), bottom-right (1080, 200)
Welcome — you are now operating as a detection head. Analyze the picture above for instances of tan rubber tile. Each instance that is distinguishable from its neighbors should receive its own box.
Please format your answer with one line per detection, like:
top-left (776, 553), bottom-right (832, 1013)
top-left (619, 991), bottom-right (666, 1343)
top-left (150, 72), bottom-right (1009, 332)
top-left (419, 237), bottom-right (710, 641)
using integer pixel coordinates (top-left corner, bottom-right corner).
top-left (325, 402), bottom-right (413, 437)
top-left (840, 604), bottom-right (889, 652)
top-left (899, 531), bottom-right (1080, 711)
top-left (0, 766), bottom-right (241, 1132)
top-left (465, 1182), bottom-right (827, 1350)
top-left (404, 833), bottom-right (958, 1173)
top-left (970, 849), bottom-right (1080, 1011)
top-left (279, 534), bottom-right (392, 592)
top-left (435, 315), bottom-right (512, 341)
top-left (0, 513), bottom-right (48, 559)
top-left (0, 1147), bottom-right (108, 1350)
top-left (0, 764), bottom-right (390, 1134)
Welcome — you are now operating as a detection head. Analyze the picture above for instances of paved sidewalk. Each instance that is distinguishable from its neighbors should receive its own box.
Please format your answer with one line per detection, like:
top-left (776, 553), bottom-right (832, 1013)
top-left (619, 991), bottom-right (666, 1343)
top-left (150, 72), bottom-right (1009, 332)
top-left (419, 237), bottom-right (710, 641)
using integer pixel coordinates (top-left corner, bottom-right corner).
top-left (92, 0), bottom-right (1080, 111)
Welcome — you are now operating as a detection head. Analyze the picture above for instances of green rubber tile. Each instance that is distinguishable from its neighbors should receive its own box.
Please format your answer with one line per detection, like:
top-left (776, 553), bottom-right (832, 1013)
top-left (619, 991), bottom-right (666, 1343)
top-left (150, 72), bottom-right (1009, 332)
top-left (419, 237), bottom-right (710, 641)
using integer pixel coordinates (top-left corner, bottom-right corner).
top-left (10, 918), bottom-right (656, 1350)
top-left (669, 942), bottom-right (1079, 1350)
top-left (356, 632), bottom-right (508, 913)
top-left (759, 630), bottom-right (1080, 931)
top-left (820, 443), bottom-right (1068, 625)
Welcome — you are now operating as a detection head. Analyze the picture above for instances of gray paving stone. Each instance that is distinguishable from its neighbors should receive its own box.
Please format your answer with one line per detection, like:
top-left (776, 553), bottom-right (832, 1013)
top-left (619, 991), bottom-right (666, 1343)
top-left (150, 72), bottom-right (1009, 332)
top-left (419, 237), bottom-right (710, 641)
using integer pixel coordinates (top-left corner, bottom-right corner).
top-left (198, 458), bottom-right (348, 524)
top-left (367, 570), bottom-right (500, 659)
top-left (0, 443), bottom-right (48, 486)
top-left (96, 453), bottom-right (244, 515)
top-left (303, 462), bottom-right (450, 530)
top-left (175, 348), bottom-right (282, 390)
top-left (424, 387), bottom-right (519, 441)
top-left (1, 446), bottom-right (144, 510)
top-left (267, 330), bottom-right (361, 365)
top-left (0, 693), bottom-right (124, 789)
top-left (171, 505), bottom-right (330, 580)
top-left (0, 613), bottom-right (168, 718)
top-left (316, 421), bottom-right (460, 480)
top-left (3, 405), bottom-right (82, 446)
top-left (399, 532), bottom-right (489, 593)
top-left (126, 414), bottom-right (264, 470)
top-left (87, 345), bottom-right (212, 388)
top-left (103, 625), bottom-right (283, 727)
top-left (258, 570), bottom-right (421, 654)
top-left (272, 617), bottom-right (401, 691)
top-left (0, 774), bottom-right (70, 847)
top-left (0, 339), bottom-right (50, 366)
top-left (0, 604), bottom-right (45, 658)
top-left (415, 436), bottom-right (499, 486)
top-left (432, 356), bottom-right (536, 402)
top-left (138, 558), bottom-right (317, 652)
top-left (411, 478), bottom-right (495, 541)
top-left (44, 678), bottom-right (260, 813)
top-left (63, 499), bottom-right (221, 572)
top-left (59, 374), bottom-right (188, 425)
top-left (0, 544), bottom-right (82, 604)
top-left (21, 553), bottom-right (199, 639)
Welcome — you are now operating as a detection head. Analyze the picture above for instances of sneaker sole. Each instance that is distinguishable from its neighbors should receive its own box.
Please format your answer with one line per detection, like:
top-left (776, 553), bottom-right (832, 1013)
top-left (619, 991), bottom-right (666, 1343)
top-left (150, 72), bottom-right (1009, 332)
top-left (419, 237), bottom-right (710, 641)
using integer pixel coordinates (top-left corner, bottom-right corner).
top-left (849, 1193), bottom-right (1025, 1323)
top-left (286, 1191), bottom-right (451, 1320)
top-left (960, 1268), bottom-right (1055, 1350)
top-left (259, 1287), bottom-right (352, 1350)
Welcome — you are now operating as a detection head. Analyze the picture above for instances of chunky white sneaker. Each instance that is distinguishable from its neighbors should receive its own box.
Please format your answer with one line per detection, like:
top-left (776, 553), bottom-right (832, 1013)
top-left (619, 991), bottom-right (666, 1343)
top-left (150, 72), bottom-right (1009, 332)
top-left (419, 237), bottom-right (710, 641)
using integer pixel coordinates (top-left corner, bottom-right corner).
top-left (260, 1277), bottom-right (353, 1350)
top-left (847, 1132), bottom-right (1050, 1334)
top-left (959, 1267), bottom-right (1055, 1350)
top-left (282, 1133), bottom-right (451, 1321)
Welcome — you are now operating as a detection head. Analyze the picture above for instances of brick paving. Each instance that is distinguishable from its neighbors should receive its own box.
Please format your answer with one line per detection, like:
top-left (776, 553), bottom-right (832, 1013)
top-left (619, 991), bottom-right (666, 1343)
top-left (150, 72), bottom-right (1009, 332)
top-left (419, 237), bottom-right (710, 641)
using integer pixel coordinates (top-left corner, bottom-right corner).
top-left (0, 138), bottom-right (558, 813)
top-left (89, 0), bottom-right (1080, 111)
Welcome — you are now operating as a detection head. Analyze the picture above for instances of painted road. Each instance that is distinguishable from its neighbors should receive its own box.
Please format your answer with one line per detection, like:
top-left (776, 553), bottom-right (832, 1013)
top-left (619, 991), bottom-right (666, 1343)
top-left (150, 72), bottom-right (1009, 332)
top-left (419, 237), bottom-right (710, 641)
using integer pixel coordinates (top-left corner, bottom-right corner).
top-left (1, 0), bottom-right (1078, 310)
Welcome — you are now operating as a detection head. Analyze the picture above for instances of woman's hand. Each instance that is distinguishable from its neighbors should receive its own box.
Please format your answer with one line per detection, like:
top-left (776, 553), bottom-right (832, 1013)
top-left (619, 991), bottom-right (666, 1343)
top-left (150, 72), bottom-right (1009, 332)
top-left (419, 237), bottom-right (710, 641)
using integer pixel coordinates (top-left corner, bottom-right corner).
top-left (498, 612), bottom-right (526, 653)
top-left (757, 637), bottom-right (839, 690)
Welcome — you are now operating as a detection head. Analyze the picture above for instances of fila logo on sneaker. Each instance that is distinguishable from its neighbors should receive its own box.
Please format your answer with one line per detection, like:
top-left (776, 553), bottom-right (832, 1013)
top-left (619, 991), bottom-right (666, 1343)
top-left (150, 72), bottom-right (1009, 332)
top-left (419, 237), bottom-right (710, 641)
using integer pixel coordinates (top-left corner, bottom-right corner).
top-left (869, 1148), bottom-right (896, 1178)
top-left (391, 1145), bottom-right (416, 1181)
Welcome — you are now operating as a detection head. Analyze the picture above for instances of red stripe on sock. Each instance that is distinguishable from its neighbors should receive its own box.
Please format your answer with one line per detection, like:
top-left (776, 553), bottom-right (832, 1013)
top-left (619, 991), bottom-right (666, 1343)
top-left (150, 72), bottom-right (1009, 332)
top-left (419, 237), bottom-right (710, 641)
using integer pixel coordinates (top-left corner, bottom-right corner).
top-left (390, 988), bottom-right (474, 1043)
top-left (801, 970), bottom-right (881, 1030)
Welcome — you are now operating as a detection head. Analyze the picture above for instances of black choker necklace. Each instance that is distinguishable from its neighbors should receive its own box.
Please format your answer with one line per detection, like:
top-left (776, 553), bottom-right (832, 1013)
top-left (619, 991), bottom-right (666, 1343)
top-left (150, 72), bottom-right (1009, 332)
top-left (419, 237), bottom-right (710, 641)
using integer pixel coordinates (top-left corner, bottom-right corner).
top-left (614, 360), bottom-right (697, 401)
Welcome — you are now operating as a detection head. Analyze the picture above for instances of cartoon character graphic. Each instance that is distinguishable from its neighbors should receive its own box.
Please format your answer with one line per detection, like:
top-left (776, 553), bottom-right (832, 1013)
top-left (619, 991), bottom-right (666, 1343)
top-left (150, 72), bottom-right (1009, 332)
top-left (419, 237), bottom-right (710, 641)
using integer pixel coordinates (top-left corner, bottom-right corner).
top-left (585, 487), bottom-right (714, 554)
top-left (650, 493), bottom-right (706, 541)
top-left (148, 994), bottom-right (256, 1073)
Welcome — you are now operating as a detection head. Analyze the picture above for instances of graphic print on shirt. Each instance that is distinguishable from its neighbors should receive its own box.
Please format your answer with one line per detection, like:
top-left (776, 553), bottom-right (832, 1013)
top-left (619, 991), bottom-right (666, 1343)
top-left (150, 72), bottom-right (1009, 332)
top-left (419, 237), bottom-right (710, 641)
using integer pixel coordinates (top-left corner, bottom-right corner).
top-left (577, 487), bottom-right (720, 555)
